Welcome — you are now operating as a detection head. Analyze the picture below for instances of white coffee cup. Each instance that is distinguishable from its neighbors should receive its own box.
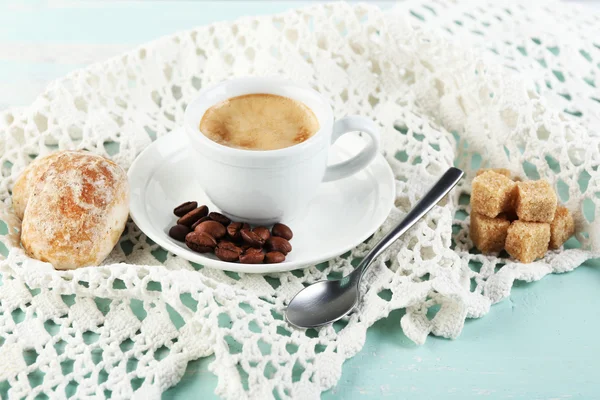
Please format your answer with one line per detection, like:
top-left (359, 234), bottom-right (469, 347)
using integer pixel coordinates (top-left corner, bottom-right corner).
top-left (184, 77), bottom-right (380, 225)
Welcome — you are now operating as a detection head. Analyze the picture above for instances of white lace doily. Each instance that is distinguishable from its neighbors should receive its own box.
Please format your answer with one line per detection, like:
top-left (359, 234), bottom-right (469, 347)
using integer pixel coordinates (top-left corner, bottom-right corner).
top-left (1, 1), bottom-right (599, 399)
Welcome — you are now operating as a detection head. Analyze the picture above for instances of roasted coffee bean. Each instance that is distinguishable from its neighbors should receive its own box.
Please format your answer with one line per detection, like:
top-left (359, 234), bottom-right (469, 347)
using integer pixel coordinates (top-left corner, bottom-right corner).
top-left (227, 222), bottom-right (242, 239)
top-left (239, 247), bottom-right (265, 264)
top-left (265, 251), bottom-right (285, 264)
top-left (185, 231), bottom-right (217, 253)
top-left (209, 212), bottom-right (231, 226)
top-left (173, 201), bottom-right (198, 217)
top-left (178, 206), bottom-right (208, 227)
top-left (241, 229), bottom-right (265, 248)
top-left (215, 241), bottom-right (243, 262)
top-left (271, 223), bottom-right (293, 240)
top-left (194, 220), bottom-right (226, 239)
top-left (253, 226), bottom-right (271, 242)
top-left (168, 224), bottom-right (191, 241)
top-left (219, 240), bottom-right (243, 252)
top-left (246, 247), bottom-right (264, 256)
top-left (266, 236), bottom-right (292, 255)
top-left (227, 222), bottom-right (250, 240)
top-left (191, 216), bottom-right (211, 230)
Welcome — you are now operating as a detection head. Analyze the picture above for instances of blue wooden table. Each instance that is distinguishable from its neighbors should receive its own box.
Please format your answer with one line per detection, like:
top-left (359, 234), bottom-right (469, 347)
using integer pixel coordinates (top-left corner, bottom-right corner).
top-left (1, 1), bottom-right (599, 398)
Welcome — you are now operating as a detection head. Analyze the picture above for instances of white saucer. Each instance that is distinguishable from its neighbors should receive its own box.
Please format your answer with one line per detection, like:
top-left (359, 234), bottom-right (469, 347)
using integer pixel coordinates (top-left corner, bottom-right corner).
top-left (128, 128), bottom-right (395, 273)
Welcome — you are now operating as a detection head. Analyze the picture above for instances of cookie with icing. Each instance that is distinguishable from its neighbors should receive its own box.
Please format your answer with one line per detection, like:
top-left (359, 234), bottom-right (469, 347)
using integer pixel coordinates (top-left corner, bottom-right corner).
top-left (19, 151), bottom-right (129, 270)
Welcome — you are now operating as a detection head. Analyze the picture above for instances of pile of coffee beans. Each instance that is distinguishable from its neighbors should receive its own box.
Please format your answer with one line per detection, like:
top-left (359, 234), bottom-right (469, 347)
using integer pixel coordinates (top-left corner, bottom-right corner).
top-left (169, 201), bottom-right (293, 264)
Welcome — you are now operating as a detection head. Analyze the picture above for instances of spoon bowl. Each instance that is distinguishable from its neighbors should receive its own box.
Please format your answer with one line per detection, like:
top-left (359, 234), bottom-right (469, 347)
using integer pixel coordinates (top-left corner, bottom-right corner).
top-left (286, 277), bottom-right (359, 328)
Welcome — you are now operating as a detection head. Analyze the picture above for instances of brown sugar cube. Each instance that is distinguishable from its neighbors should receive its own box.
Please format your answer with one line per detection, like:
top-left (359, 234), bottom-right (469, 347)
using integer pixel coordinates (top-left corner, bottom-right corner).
top-left (505, 220), bottom-right (550, 263)
top-left (471, 171), bottom-right (517, 218)
top-left (549, 206), bottom-right (575, 249)
top-left (476, 168), bottom-right (512, 178)
top-left (470, 212), bottom-right (510, 253)
top-left (515, 180), bottom-right (557, 223)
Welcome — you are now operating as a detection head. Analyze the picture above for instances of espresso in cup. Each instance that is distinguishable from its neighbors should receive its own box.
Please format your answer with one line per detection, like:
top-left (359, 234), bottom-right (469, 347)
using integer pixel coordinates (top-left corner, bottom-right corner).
top-left (185, 77), bottom-right (380, 224)
top-left (199, 93), bottom-right (319, 150)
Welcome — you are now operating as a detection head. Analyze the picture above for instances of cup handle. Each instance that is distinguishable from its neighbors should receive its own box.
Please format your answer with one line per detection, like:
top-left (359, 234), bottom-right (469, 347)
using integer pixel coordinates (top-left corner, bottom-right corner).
top-left (323, 116), bottom-right (380, 182)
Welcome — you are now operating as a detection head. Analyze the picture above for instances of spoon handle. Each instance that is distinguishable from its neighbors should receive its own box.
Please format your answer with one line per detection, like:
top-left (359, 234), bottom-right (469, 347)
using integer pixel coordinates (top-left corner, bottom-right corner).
top-left (354, 167), bottom-right (464, 279)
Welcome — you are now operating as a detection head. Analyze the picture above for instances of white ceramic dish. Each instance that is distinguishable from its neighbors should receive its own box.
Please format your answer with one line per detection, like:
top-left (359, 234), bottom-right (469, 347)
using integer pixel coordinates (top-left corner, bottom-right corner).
top-left (128, 128), bottom-right (395, 273)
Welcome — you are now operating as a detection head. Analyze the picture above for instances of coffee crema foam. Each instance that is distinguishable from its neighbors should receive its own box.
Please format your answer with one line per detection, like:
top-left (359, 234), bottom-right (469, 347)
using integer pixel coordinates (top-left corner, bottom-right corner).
top-left (199, 94), bottom-right (320, 150)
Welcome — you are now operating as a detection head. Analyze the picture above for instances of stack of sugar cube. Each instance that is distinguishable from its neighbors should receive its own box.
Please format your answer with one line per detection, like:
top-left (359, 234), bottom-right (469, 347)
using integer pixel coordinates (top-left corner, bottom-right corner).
top-left (469, 169), bottom-right (575, 263)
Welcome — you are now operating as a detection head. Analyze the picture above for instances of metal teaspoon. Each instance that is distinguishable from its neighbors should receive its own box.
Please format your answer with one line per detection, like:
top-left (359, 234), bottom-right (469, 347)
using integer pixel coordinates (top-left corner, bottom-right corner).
top-left (285, 167), bottom-right (464, 328)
